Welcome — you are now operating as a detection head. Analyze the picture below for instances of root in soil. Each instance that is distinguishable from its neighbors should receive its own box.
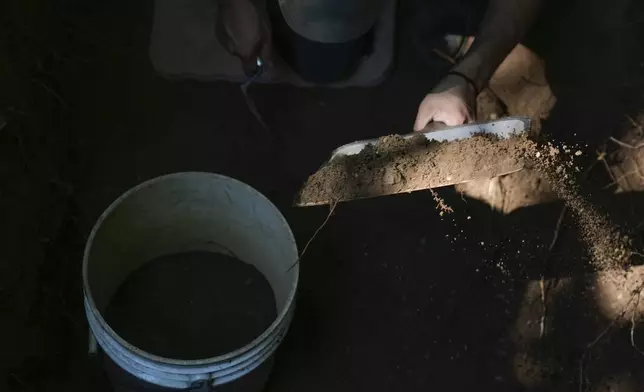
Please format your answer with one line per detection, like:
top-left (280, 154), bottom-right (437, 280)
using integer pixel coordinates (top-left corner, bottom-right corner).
top-left (287, 202), bottom-right (337, 272)
top-left (429, 189), bottom-right (453, 216)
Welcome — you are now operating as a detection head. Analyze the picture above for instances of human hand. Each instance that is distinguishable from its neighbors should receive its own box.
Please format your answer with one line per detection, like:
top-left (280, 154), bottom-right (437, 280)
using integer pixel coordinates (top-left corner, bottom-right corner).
top-left (413, 74), bottom-right (477, 131)
top-left (216, 0), bottom-right (272, 76)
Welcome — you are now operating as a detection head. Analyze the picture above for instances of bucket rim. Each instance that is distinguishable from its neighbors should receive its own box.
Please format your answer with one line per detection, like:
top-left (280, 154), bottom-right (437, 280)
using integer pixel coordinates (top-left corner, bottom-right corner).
top-left (82, 171), bottom-right (299, 366)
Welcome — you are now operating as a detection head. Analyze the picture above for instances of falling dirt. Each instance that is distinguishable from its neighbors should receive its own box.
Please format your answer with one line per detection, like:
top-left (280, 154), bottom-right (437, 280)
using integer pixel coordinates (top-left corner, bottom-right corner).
top-left (298, 132), bottom-right (634, 270)
top-left (522, 141), bottom-right (634, 270)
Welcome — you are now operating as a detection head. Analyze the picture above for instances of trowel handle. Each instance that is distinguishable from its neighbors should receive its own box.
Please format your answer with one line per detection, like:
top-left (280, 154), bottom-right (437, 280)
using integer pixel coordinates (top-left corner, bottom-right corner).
top-left (421, 121), bottom-right (448, 133)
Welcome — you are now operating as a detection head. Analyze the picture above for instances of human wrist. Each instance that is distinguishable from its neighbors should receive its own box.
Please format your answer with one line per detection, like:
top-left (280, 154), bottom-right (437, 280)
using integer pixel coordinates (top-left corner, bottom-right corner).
top-left (438, 73), bottom-right (477, 114)
top-left (450, 52), bottom-right (490, 94)
top-left (446, 71), bottom-right (479, 97)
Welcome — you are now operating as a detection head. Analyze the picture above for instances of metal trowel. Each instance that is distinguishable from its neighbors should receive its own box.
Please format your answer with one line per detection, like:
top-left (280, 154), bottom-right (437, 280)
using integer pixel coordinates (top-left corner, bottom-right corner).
top-left (295, 116), bottom-right (531, 207)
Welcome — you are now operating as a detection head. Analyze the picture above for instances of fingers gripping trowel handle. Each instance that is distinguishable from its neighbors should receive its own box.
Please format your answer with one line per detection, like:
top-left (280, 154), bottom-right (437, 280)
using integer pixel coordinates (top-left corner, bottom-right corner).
top-left (421, 121), bottom-right (448, 133)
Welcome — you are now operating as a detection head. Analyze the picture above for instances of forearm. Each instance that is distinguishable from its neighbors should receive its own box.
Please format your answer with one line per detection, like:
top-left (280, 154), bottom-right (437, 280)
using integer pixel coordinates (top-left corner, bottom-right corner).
top-left (451, 0), bottom-right (542, 91)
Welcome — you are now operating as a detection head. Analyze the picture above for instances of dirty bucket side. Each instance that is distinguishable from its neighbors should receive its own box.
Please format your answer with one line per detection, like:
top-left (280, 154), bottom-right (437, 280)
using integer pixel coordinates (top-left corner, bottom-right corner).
top-left (82, 172), bottom-right (299, 390)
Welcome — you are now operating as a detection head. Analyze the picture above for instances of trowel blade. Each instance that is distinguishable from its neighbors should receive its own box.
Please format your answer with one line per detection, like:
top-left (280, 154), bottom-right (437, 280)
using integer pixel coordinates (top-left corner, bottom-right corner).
top-left (295, 117), bottom-right (531, 207)
top-left (329, 117), bottom-right (531, 161)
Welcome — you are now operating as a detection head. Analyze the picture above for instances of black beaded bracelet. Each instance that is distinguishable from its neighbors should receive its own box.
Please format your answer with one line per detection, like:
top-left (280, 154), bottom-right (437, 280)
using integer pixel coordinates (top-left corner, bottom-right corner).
top-left (447, 71), bottom-right (480, 96)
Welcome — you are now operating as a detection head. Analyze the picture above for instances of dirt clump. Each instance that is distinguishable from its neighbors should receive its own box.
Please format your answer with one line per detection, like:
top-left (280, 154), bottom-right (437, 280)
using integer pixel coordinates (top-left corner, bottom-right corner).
top-left (297, 133), bottom-right (529, 205)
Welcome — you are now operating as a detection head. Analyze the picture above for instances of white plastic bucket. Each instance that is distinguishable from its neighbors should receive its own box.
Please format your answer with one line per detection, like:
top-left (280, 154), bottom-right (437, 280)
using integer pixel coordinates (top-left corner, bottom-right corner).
top-left (82, 172), bottom-right (299, 389)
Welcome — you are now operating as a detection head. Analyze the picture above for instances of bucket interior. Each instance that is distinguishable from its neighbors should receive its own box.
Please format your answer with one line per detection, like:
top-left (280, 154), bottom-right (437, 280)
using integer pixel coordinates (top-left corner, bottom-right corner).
top-left (85, 173), bottom-right (298, 358)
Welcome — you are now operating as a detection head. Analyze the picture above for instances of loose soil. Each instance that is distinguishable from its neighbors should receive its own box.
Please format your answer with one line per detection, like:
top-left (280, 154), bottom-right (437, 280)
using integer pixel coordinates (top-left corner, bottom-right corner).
top-left (105, 251), bottom-right (277, 360)
top-left (523, 141), bottom-right (635, 270)
top-left (297, 133), bottom-right (529, 205)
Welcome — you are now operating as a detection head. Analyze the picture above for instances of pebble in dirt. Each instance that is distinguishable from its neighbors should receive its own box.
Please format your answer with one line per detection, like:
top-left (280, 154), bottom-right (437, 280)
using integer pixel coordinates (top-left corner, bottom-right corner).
top-left (105, 251), bottom-right (277, 360)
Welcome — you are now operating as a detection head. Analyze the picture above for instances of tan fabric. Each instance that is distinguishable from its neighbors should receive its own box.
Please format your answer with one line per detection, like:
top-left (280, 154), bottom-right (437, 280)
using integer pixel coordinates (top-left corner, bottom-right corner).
top-left (150, 0), bottom-right (396, 86)
top-left (278, 0), bottom-right (384, 43)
